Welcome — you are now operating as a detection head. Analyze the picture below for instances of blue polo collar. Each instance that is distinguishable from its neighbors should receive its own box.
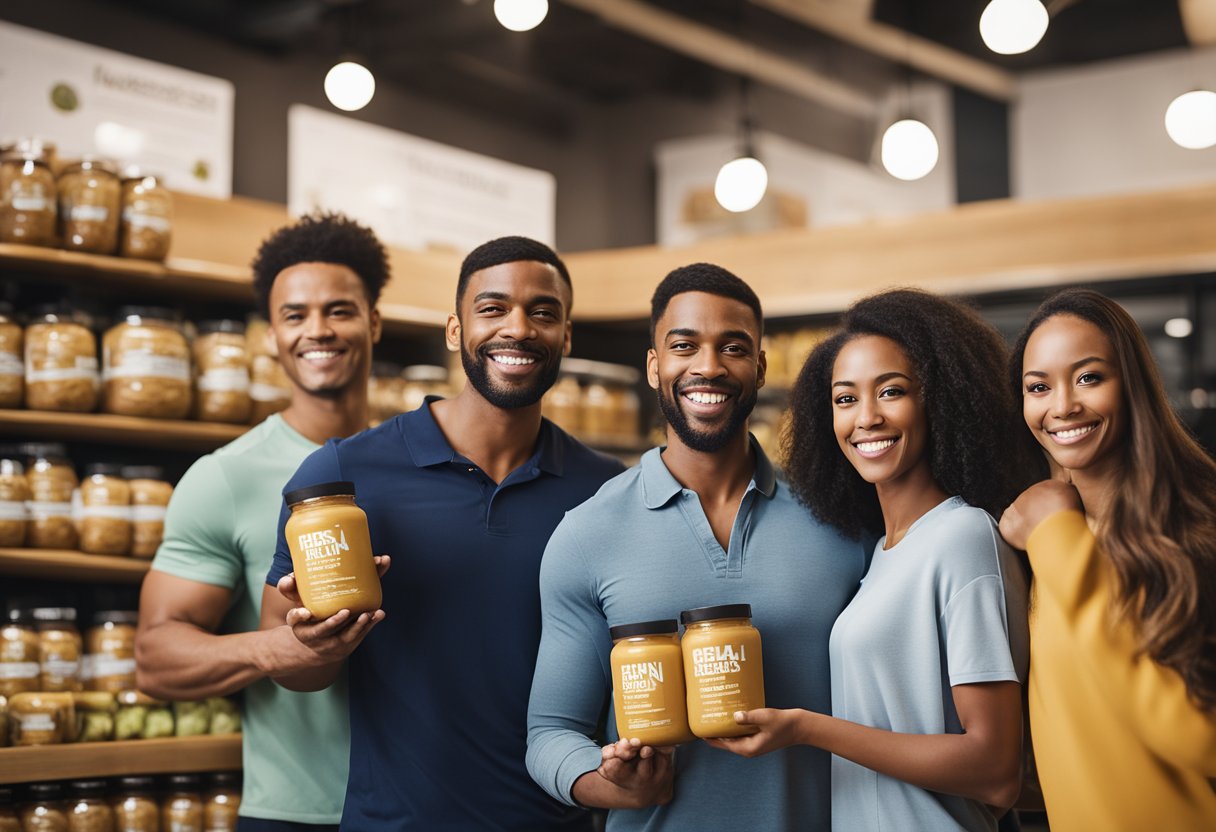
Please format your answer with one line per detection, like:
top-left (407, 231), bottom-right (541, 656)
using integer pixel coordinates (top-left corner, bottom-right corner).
top-left (639, 435), bottom-right (777, 509)
top-left (400, 397), bottom-right (565, 477)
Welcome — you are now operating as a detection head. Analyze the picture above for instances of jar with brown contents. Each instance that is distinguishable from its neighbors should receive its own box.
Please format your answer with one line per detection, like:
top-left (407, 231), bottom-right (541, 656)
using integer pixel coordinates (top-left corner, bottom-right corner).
top-left (111, 778), bottom-right (158, 832)
top-left (0, 786), bottom-right (19, 832)
top-left (161, 775), bottom-right (202, 832)
top-left (33, 608), bottom-right (82, 693)
top-left (402, 365), bottom-right (449, 412)
top-left (119, 174), bottom-right (172, 261)
top-left (23, 444), bottom-right (78, 550)
top-left (193, 321), bottom-right (250, 424)
top-left (202, 773), bottom-right (239, 832)
top-left (59, 158), bottom-right (120, 255)
top-left (284, 482), bottom-right (381, 620)
top-left (680, 604), bottom-right (765, 739)
top-left (7, 692), bottom-right (75, 746)
top-left (0, 458), bottom-right (30, 547)
top-left (84, 611), bottom-right (137, 692)
top-left (541, 374), bottom-right (581, 435)
top-left (25, 309), bottom-right (99, 414)
top-left (368, 362), bottom-right (404, 426)
top-left (0, 148), bottom-right (57, 247)
top-left (78, 464), bottom-right (132, 556)
top-left (20, 783), bottom-right (69, 832)
top-left (102, 308), bottom-right (191, 420)
top-left (0, 304), bottom-right (24, 408)
top-left (65, 780), bottom-right (113, 832)
top-left (0, 609), bottom-right (40, 697)
top-left (122, 467), bottom-right (172, 559)
top-left (245, 317), bottom-right (290, 424)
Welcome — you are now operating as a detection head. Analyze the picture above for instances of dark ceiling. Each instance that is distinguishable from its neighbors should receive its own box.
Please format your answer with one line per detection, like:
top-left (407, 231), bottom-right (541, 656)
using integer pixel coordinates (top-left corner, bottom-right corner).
top-left (99, 0), bottom-right (1190, 132)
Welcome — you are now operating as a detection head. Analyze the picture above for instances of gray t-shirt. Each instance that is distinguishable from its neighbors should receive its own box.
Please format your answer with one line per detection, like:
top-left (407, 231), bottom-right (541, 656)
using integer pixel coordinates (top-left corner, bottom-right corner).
top-left (828, 496), bottom-right (1029, 832)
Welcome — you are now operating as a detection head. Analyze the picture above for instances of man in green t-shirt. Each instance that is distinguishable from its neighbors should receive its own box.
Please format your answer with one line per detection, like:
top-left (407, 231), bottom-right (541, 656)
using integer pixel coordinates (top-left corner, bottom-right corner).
top-left (136, 213), bottom-right (388, 832)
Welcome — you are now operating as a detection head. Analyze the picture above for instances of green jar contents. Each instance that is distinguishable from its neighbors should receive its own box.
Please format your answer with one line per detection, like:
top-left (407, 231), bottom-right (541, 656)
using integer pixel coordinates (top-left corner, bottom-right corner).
top-left (609, 619), bottom-right (694, 747)
top-left (284, 482), bottom-right (381, 620)
top-left (680, 603), bottom-right (765, 739)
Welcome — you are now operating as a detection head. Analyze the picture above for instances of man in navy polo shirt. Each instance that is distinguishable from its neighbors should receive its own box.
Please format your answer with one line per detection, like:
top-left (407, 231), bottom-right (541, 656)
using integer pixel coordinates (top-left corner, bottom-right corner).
top-left (262, 236), bottom-right (624, 831)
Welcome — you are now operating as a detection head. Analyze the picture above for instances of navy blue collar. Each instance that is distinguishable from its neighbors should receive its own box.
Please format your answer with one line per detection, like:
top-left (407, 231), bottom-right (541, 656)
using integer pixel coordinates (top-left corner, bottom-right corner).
top-left (400, 397), bottom-right (565, 477)
top-left (639, 435), bottom-right (777, 510)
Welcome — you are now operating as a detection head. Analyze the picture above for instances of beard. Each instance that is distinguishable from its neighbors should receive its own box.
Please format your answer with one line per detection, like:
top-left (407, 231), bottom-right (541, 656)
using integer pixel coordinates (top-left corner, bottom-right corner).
top-left (656, 377), bottom-right (757, 453)
top-left (461, 340), bottom-right (562, 409)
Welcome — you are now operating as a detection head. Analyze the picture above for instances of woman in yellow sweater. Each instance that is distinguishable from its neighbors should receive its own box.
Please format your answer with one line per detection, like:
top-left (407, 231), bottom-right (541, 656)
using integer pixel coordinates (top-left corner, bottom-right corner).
top-left (1000, 288), bottom-right (1216, 830)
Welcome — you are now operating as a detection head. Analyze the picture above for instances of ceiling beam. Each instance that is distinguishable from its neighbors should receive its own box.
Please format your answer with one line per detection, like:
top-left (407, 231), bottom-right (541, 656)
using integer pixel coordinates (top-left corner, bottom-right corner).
top-left (556, 0), bottom-right (877, 119)
top-left (751, 0), bottom-right (1017, 102)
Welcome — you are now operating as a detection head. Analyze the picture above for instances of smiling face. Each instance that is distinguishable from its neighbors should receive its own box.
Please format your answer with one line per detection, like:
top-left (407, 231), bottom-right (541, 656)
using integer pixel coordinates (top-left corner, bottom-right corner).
top-left (831, 335), bottom-right (932, 487)
top-left (647, 291), bottom-right (765, 453)
top-left (267, 261), bottom-right (381, 398)
top-left (1021, 313), bottom-right (1125, 479)
top-left (449, 260), bottom-right (571, 410)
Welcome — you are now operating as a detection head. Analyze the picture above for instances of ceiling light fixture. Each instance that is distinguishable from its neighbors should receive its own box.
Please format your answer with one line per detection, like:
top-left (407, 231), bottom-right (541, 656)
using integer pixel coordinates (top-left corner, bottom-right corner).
top-left (324, 60), bottom-right (376, 111)
top-left (979, 0), bottom-right (1050, 55)
top-left (881, 118), bottom-right (939, 181)
top-left (1165, 89), bottom-right (1216, 149)
top-left (715, 79), bottom-right (768, 213)
top-left (1165, 317), bottom-right (1194, 338)
top-left (494, 0), bottom-right (549, 32)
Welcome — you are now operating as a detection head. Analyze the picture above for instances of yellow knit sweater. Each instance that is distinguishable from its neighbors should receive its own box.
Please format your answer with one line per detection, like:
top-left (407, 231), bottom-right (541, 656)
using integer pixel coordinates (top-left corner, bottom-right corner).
top-left (1026, 510), bottom-right (1216, 831)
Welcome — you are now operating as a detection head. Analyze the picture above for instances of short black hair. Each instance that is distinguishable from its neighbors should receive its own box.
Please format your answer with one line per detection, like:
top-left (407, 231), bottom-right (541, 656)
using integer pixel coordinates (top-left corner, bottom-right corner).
top-left (782, 289), bottom-right (1039, 538)
top-left (649, 263), bottom-right (763, 345)
top-left (251, 212), bottom-right (389, 318)
top-left (457, 236), bottom-right (571, 309)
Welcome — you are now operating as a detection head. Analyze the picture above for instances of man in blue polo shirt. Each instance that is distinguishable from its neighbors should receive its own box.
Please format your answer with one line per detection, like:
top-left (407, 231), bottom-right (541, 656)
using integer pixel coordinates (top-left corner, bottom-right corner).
top-left (263, 237), bottom-right (623, 831)
top-left (526, 264), bottom-right (869, 830)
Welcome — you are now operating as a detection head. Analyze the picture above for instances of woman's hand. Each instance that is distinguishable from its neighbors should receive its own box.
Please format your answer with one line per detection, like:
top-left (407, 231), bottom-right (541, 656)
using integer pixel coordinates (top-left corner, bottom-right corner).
top-left (704, 708), bottom-right (814, 758)
top-left (1000, 481), bottom-right (1084, 550)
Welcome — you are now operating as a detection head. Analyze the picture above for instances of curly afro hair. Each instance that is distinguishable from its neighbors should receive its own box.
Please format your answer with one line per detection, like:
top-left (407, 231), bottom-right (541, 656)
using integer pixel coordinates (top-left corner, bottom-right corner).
top-left (457, 236), bottom-right (571, 310)
top-left (251, 212), bottom-right (389, 318)
top-left (782, 289), bottom-right (1038, 538)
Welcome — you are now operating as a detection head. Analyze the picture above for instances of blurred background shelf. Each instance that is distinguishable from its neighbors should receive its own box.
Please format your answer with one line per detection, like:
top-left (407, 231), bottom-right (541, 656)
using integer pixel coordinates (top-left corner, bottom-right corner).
top-left (0, 547), bottom-right (150, 583)
top-left (0, 736), bottom-right (241, 784)
top-left (0, 409), bottom-right (247, 452)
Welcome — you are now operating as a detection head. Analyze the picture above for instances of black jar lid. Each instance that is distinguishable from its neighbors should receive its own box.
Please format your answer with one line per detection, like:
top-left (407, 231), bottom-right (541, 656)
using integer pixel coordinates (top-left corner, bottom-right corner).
top-left (121, 465), bottom-right (165, 481)
top-left (116, 305), bottom-right (178, 324)
top-left (209, 771), bottom-right (241, 787)
top-left (91, 610), bottom-right (139, 627)
top-left (679, 604), bottom-right (752, 625)
top-left (609, 619), bottom-right (679, 640)
top-left (197, 319), bottom-right (245, 336)
top-left (114, 775), bottom-right (156, 793)
top-left (67, 779), bottom-right (108, 796)
top-left (25, 782), bottom-right (63, 799)
top-left (31, 606), bottom-right (76, 623)
top-left (164, 774), bottom-right (202, 789)
top-left (84, 462), bottom-right (125, 479)
top-left (284, 481), bottom-right (356, 505)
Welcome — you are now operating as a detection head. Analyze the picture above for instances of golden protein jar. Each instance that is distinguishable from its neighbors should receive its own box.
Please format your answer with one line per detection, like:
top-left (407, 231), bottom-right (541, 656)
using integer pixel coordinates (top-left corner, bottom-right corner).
top-left (609, 619), bottom-right (694, 747)
top-left (0, 148), bottom-right (57, 247)
top-left (203, 772), bottom-right (240, 832)
top-left (23, 443), bottom-right (79, 550)
top-left (59, 158), bottom-right (121, 255)
top-left (34, 607), bottom-right (83, 693)
top-left (284, 481), bottom-right (381, 620)
top-left (0, 458), bottom-right (30, 547)
top-left (102, 307), bottom-right (191, 419)
top-left (78, 464), bottom-right (132, 556)
top-left (7, 691), bottom-right (76, 746)
top-left (680, 604), bottom-right (765, 739)
top-left (162, 774), bottom-right (203, 832)
top-left (0, 304), bottom-right (24, 408)
top-left (19, 782), bottom-right (69, 832)
top-left (0, 609), bottom-right (40, 697)
top-left (123, 466), bottom-right (172, 559)
top-left (111, 777), bottom-right (158, 832)
top-left (65, 779), bottom-right (114, 832)
top-left (119, 173), bottom-right (172, 261)
top-left (84, 610), bottom-right (138, 693)
top-left (25, 308), bottom-right (99, 414)
top-left (193, 320), bottom-right (251, 424)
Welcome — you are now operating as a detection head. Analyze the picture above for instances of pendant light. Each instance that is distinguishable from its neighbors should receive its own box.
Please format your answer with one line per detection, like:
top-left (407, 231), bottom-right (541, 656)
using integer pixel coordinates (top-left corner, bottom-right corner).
top-left (715, 79), bottom-right (768, 213)
top-left (324, 61), bottom-right (375, 111)
top-left (979, 0), bottom-right (1050, 55)
top-left (880, 118), bottom-right (939, 181)
top-left (1165, 89), bottom-right (1216, 150)
top-left (494, 0), bottom-right (549, 32)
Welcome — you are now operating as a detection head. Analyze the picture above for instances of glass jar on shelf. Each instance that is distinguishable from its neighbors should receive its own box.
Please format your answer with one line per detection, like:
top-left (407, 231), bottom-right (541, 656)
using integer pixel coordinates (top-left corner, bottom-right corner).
top-left (123, 466), bottom-right (173, 559)
top-left (0, 458), bottom-right (30, 547)
top-left (65, 780), bottom-right (114, 832)
top-left (580, 379), bottom-right (613, 442)
top-left (194, 320), bottom-right (251, 424)
top-left (119, 172), bottom-right (172, 261)
top-left (111, 777), bottom-right (159, 832)
top-left (161, 774), bottom-right (203, 832)
top-left (402, 365), bottom-right (449, 412)
top-left (7, 691), bottom-right (75, 746)
top-left (368, 361), bottom-right (405, 426)
top-left (0, 608), bottom-right (40, 697)
top-left (0, 303), bottom-right (24, 408)
top-left (78, 463), bottom-right (132, 556)
top-left (23, 443), bottom-right (78, 550)
top-left (59, 158), bottom-right (121, 255)
top-left (102, 307), bottom-right (191, 419)
top-left (19, 782), bottom-right (68, 832)
top-left (541, 374), bottom-right (581, 435)
top-left (246, 316), bottom-right (291, 423)
top-left (203, 773), bottom-right (240, 832)
top-left (33, 607), bottom-right (82, 693)
top-left (24, 307), bottom-right (99, 413)
top-left (84, 610), bottom-right (138, 693)
top-left (0, 146), bottom-right (57, 247)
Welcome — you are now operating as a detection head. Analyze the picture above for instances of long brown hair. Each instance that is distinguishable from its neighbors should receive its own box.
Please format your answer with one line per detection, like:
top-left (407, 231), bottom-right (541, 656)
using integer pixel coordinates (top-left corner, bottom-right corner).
top-left (1011, 289), bottom-right (1216, 711)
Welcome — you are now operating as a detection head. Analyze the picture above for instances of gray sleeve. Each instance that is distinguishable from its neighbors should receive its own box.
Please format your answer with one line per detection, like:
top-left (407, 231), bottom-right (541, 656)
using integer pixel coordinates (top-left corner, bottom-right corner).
top-left (942, 574), bottom-right (1020, 686)
top-left (525, 518), bottom-right (613, 806)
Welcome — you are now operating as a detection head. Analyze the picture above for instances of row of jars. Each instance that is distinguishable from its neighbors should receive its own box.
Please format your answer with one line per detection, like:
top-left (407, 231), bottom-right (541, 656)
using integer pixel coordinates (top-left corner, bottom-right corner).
top-left (0, 138), bottom-right (173, 261)
top-left (542, 373), bottom-right (642, 444)
top-left (0, 446), bottom-right (173, 556)
top-left (0, 306), bottom-right (292, 424)
top-left (0, 773), bottom-right (240, 832)
top-left (367, 362), bottom-right (452, 426)
top-left (0, 607), bottom-right (137, 697)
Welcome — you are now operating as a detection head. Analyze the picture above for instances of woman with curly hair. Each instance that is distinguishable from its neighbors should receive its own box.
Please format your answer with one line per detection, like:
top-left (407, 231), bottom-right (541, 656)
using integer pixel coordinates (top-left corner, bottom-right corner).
top-left (710, 289), bottom-right (1034, 832)
top-left (999, 288), bottom-right (1216, 830)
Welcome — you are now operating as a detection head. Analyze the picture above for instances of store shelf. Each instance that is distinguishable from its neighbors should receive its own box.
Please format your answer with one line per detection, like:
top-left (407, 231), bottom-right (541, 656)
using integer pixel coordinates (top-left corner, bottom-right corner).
top-left (0, 735), bottom-right (241, 784)
top-left (0, 547), bottom-right (149, 583)
top-left (0, 408), bottom-right (247, 452)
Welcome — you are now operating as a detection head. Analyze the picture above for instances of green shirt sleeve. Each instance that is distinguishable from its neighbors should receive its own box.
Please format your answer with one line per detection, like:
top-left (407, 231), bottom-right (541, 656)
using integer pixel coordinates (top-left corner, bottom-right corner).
top-left (151, 453), bottom-right (242, 590)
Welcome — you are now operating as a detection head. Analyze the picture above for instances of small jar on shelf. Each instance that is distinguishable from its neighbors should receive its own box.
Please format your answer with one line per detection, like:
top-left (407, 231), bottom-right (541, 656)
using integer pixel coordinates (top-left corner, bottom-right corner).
top-left (102, 307), bottom-right (191, 420)
top-left (0, 457), bottom-right (30, 547)
top-left (111, 777), bottom-right (158, 832)
top-left (119, 172), bottom-right (172, 261)
top-left (123, 466), bottom-right (172, 559)
top-left (59, 158), bottom-right (121, 255)
top-left (33, 607), bottom-right (83, 693)
top-left (24, 308), bottom-right (99, 414)
top-left (194, 320), bottom-right (251, 424)
top-left (0, 145), bottom-right (57, 248)
top-left (0, 608), bottom-right (40, 697)
top-left (0, 303), bottom-right (24, 408)
top-left (19, 782), bottom-right (68, 832)
top-left (402, 365), bottom-right (449, 412)
top-left (162, 774), bottom-right (204, 832)
top-left (368, 361), bottom-right (405, 426)
top-left (245, 317), bottom-right (291, 423)
top-left (541, 374), bottom-right (581, 435)
top-left (84, 610), bottom-right (138, 692)
top-left (65, 780), bottom-right (114, 832)
top-left (78, 463), bottom-right (132, 556)
top-left (203, 773), bottom-right (240, 832)
top-left (6, 691), bottom-right (75, 746)
top-left (23, 443), bottom-right (78, 550)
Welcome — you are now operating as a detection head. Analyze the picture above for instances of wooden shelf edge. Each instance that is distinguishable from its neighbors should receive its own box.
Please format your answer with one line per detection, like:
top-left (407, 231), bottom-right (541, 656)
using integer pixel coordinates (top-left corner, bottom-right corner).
top-left (0, 735), bottom-right (241, 784)
top-left (0, 409), bottom-right (247, 451)
top-left (0, 548), bottom-right (150, 583)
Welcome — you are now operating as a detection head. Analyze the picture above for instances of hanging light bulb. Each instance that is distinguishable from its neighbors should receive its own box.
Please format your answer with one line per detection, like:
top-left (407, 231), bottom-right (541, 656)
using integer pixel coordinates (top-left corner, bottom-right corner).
top-left (1165, 89), bottom-right (1216, 150)
top-left (881, 118), bottom-right (939, 181)
top-left (494, 0), bottom-right (548, 32)
top-left (324, 61), bottom-right (375, 111)
top-left (715, 156), bottom-right (768, 213)
top-left (979, 0), bottom-right (1049, 55)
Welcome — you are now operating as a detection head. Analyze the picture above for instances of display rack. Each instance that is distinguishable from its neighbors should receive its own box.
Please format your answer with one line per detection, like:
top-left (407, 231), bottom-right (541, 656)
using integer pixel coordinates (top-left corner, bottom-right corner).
top-left (0, 547), bottom-right (149, 583)
top-left (0, 409), bottom-right (247, 453)
top-left (0, 736), bottom-right (241, 784)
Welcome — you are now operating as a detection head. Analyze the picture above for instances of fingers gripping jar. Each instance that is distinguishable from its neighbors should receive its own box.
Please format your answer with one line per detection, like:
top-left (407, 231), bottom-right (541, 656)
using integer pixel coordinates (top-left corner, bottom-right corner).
top-left (284, 481), bottom-right (381, 620)
top-left (609, 620), bottom-right (694, 746)
top-left (102, 307), bottom-right (191, 419)
top-left (680, 604), bottom-right (765, 739)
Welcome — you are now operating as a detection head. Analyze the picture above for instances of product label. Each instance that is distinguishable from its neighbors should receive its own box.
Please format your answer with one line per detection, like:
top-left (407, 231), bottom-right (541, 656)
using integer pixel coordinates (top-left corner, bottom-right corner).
top-left (84, 654), bottom-right (136, 680)
top-left (691, 643), bottom-right (748, 677)
top-left (69, 204), bottom-right (109, 222)
top-left (26, 355), bottom-right (99, 383)
top-left (250, 382), bottom-right (291, 402)
top-left (80, 503), bottom-right (134, 521)
top-left (689, 642), bottom-right (758, 723)
top-left (18, 712), bottom-right (56, 733)
top-left (198, 367), bottom-right (251, 393)
top-left (42, 656), bottom-right (80, 679)
top-left (295, 525), bottom-right (362, 604)
top-left (618, 660), bottom-right (672, 730)
top-left (0, 499), bottom-right (27, 521)
top-left (132, 505), bottom-right (167, 522)
top-left (105, 350), bottom-right (190, 382)
top-left (11, 196), bottom-right (50, 212)
top-left (25, 500), bottom-right (72, 521)
top-left (0, 661), bottom-right (39, 680)
top-left (0, 350), bottom-right (22, 376)
top-left (121, 210), bottom-right (172, 233)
